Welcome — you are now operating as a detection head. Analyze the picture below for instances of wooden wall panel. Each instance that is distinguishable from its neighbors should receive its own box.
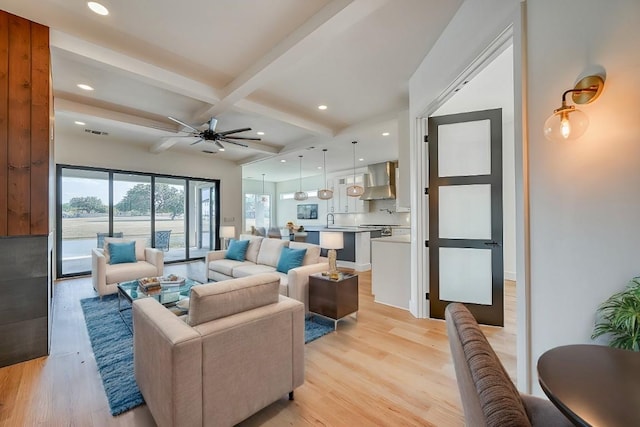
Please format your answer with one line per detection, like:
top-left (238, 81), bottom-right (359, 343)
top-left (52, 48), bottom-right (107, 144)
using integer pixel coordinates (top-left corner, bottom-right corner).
top-left (0, 11), bottom-right (50, 237)
top-left (29, 23), bottom-right (49, 235)
top-left (7, 15), bottom-right (32, 235)
top-left (0, 13), bottom-right (8, 236)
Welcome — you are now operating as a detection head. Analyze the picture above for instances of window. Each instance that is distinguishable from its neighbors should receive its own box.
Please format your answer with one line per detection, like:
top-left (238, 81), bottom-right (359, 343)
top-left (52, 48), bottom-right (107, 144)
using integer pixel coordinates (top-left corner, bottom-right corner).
top-left (245, 193), bottom-right (271, 231)
top-left (57, 165), bottom-right (220, 278)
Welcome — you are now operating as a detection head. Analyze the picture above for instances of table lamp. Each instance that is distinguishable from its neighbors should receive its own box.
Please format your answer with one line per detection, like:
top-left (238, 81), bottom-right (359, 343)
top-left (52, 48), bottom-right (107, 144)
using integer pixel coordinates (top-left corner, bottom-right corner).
top-left (220, 225), bottom-right (236, 249)
top-left (320, 231), bottom-right (343, 280)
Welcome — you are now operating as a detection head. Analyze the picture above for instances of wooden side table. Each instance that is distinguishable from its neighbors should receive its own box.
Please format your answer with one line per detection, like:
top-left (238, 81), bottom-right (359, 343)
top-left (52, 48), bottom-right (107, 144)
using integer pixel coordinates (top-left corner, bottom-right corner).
top-left (308, 272), bottom-right (358, 330)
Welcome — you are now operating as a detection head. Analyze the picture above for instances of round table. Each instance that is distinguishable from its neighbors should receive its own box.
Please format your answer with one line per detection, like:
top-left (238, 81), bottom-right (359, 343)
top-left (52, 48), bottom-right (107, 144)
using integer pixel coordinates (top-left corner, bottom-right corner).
top-left (537, 344), bottom-right (640, 427)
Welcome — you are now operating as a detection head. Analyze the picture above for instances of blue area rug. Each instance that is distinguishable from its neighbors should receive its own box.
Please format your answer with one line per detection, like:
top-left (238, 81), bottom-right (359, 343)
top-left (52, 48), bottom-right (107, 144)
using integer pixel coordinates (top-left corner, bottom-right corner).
top-left (80, 294), bottom-right (334, 416)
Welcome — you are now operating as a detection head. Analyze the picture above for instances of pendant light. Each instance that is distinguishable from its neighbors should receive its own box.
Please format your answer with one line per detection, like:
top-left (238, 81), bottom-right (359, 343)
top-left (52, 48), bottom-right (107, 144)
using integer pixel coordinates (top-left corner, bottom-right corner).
top-left (294, 155), bottom-right (308, 201)
top-left (346, 141), bottom-right (364, 197)
top-left (260, 173), bottom-right (267, 202)
top-left (317, 149), bottom-right (333, 200)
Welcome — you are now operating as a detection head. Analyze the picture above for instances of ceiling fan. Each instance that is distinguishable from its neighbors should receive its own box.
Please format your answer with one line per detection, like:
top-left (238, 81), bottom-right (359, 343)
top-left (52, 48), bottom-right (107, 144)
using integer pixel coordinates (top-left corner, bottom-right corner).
top-left (168, 116), bottom-right (261, 150)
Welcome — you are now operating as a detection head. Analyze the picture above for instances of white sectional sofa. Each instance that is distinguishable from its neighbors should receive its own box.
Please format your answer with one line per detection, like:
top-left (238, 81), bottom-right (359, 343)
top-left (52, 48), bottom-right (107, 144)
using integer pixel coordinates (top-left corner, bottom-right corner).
top-left (205, 234), bottom-right (328, 311)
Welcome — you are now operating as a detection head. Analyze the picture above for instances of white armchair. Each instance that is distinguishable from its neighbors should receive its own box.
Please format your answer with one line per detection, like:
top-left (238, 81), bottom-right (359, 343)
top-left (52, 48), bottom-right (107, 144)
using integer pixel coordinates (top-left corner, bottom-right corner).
top-left (91, 238), bottom-right (163, 296)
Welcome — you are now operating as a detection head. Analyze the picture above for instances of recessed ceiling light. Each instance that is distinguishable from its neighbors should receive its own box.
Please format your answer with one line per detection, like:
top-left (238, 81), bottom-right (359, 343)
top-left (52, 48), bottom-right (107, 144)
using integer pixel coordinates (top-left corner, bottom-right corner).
top-left (87, 2), bottom-right (109, 16)
top-left (218, 148), bottom-right (225, 152)
top-left (257, 131), bottom-right (265, 135)
top-left (280, 159), bottom-right (286, 163)
top-left (317, 166), bottom-right (322, 170)
top-left (318, 105), bottom-right (327, 110)
top-left (77, 83), bottom-right (94, 91)
top-left (359, 158), bottom-right (364, 162)
top-left (74, 121), bottom-right (86, 126)
top-left (382, 132), bottom-right (390, 136)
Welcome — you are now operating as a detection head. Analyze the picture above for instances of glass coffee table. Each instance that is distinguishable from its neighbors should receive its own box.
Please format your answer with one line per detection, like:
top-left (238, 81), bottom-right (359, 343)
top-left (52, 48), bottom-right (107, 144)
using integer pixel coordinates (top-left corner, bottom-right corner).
top-left (117, 277), bottom-right (200, 332)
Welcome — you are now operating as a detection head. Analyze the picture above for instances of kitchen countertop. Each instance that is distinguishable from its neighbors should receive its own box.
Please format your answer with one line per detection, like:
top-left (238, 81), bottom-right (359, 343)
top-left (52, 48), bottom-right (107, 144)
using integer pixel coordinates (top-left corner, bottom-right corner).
top-left (370, 235), bottom-right (410, 243)
top-left (302, 226), bottom-right (380, 233)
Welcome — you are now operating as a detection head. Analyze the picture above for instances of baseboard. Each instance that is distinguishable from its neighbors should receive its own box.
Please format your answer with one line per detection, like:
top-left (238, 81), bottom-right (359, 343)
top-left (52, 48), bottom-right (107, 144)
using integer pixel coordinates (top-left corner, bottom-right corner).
top-left (504, 270), bottom-right (516, 281)
top-left (337, 261), bottom-right (371, 272)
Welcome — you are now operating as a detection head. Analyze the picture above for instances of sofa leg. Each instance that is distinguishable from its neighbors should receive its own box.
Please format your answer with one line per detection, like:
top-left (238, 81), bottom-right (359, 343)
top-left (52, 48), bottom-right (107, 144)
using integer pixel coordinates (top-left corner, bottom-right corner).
top-left (289, 391), bottom-right (294, 401)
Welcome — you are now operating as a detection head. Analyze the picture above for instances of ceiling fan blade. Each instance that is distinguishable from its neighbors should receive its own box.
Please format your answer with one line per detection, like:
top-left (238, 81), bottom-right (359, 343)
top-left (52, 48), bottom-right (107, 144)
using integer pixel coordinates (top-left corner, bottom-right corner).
top-left (218, 127), bottom-right (251, 136)
top-left (221, 138), bottom-right (248, 148)
top-left (168, 116), bottom-right (201, 133)
top-left (214, 140), bottom-right (225, 149)
top-left (225, 136), bottom-right (262, 141)
top-left (208, 117), bottom-right (218, 132)
top-left (190, 138), bottom-right (203, 145)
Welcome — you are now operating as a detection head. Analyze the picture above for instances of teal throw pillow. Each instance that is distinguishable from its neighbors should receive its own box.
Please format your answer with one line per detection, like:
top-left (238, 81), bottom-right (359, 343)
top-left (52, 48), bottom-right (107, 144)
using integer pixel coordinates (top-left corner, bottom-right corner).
top-left (277, 247), bottom-right (307, 273)
top-left (108, 241), bottom-right (136, 264)
top-left (225, 238), bottom-right (250, 261)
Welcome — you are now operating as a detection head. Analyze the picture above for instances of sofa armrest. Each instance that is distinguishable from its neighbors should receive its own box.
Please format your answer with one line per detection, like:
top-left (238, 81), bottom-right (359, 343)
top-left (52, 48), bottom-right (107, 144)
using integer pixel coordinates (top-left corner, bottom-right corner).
top-left (91, 248), bottom-right (107, 296)
top-left (205, 250), bottom-right (227, 264)
top-left (133, 298), bottom-right (203, 427)
top-left (287, 262), bottom-right (329, 312)
top-left (144, 247), bottom-right (164, 276)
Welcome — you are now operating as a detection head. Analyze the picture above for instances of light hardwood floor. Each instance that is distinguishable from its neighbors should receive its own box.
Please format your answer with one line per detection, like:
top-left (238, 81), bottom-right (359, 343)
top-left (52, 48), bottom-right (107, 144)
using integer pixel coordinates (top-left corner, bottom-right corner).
top-left (0, 263), bottom-right (516, 426)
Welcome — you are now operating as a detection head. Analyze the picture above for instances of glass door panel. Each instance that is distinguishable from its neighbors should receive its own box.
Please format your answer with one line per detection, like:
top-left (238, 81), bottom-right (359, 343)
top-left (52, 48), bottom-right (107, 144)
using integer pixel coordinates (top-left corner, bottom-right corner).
top-left (439, 184), bottom-right (492, 239)
top-left (188, 180), bottom-right (217, 258)
top-left (113, 173), bottom-right (151, 247)
top-left (154, 177), bottom-right (186, 262)
top-left (439, 247), bottom-right (493, 305)
top-left (60, 168), bottom-right (109, 275)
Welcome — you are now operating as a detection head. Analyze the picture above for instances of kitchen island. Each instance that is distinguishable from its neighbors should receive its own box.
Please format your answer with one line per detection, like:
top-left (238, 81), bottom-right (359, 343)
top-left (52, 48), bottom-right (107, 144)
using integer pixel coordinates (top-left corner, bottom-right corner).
top-left (371, 234), bottom-right (411, 310)
top-left (303, 226), bottom-right (381, 271)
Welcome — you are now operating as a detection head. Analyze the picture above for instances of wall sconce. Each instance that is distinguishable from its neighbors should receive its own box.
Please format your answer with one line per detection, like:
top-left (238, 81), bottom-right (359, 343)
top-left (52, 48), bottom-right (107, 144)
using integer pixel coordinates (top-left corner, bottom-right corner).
top-left (543, 75), bottom-right (605, 142)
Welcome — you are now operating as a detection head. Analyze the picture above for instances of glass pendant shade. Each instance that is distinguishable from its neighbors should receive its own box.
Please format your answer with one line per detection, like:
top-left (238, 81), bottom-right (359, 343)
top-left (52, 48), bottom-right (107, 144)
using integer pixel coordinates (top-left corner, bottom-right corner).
top-left (294, 155), bottom-right (308, 201)
top-left (317, 148), bottom-right (333, 200)
top-left (544, 106), bottom-right (589, 142)
top-left (347, 141), bottom-right (364, 198)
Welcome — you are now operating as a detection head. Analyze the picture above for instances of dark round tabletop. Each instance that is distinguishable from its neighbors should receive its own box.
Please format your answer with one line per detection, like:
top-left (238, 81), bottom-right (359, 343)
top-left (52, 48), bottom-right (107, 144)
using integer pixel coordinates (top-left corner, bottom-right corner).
top-left (537, 344), bottom-right (640, 427)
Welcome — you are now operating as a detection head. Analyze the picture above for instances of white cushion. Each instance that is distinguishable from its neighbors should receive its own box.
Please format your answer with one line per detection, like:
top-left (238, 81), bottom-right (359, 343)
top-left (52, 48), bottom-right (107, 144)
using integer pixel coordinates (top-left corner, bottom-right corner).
top-left (256, 238), bottom-right (288, 267)
top-left (289, 241), bottom-right (321, 265)
top-left (239, 234), bottom-right (263, 263)
top-left (208, 259), bottom-right (254, 277)
top-left (105, 261), bottom-right (159, 285)
top-left (232, 264), bottom-right (277, 278)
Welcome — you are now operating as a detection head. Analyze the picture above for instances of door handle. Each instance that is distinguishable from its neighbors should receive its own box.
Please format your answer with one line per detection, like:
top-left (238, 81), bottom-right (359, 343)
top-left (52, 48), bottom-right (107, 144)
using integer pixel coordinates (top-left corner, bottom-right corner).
top-left (484, 241), bottom-right (501, 247)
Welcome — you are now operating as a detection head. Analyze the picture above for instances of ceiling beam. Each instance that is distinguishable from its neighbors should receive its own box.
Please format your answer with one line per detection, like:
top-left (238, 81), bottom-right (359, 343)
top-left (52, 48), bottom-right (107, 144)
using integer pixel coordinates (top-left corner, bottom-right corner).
top-left (55, 97), bottom-right (180, 133)
top-left (51, 30), bottom-right (222, 105)
top-left (195, 0), bottom-right (389, 122)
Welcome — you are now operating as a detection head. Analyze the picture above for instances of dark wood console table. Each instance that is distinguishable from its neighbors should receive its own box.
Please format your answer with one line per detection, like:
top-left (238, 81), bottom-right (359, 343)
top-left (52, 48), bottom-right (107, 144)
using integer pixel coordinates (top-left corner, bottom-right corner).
top-left (537, 344), bottom-right (640, 426)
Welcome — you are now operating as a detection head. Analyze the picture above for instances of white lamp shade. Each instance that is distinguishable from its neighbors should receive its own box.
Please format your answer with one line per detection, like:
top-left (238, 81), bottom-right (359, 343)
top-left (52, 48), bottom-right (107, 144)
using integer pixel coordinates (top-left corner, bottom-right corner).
top-left (220, 226), bottom-right (236, 238)
top-left (320, 231), bottom-right (344, 250)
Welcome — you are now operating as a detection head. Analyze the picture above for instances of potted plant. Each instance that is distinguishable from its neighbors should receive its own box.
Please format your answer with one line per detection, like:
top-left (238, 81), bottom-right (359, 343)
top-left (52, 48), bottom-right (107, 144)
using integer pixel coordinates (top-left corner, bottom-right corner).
top-left (592, 277), bottom-right (640, 351)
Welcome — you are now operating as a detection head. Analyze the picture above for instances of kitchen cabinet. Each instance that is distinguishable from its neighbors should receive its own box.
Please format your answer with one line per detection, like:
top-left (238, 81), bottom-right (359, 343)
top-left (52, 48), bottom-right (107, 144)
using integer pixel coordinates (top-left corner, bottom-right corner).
top-left (331, 174), bottom-right (368, 213)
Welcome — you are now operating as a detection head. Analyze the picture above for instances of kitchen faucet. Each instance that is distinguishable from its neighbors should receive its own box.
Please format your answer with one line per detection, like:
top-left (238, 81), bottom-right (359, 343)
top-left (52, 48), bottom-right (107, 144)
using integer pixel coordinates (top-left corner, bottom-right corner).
top-left (326, 212), bottom-right (335, 227)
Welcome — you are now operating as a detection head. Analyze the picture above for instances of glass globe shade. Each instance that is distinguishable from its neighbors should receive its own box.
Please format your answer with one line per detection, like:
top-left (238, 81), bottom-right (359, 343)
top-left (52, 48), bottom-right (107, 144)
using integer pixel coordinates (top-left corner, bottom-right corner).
top-left (543, 108), bottom-right (589, 142)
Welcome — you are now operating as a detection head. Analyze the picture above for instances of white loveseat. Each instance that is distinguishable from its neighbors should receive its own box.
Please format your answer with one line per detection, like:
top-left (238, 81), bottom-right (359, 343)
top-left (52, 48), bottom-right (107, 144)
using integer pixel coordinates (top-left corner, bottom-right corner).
top-left (92, 238), bottom-right (164, 296)
top-left (205, 234), bottom-right (328, 311)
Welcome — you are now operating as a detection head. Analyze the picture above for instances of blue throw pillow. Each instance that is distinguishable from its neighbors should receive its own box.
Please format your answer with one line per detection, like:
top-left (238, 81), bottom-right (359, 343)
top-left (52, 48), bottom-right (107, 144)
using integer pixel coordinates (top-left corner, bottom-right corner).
top-left (108, 241), bottom-right (136, 264)
top-left (277, 247), bottom-right (307, 273)
top-left (225, 239), bottom-right (250, 261)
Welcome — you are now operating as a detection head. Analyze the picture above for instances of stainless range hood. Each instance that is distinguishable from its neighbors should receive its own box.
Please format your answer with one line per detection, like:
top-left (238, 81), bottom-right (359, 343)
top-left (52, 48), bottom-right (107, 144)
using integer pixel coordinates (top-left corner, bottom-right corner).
top-left (361, 161), bottom-right (396, 200)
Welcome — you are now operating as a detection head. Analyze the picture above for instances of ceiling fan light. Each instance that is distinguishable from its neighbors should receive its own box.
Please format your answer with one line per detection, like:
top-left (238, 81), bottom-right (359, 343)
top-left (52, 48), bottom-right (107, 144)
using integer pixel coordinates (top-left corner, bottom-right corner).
top-left (318, 189), bottom-right (333, 200)
top-left (294, 191), bottom-right (308, 201)
top-left (346, 185), bottom-right (364, 197)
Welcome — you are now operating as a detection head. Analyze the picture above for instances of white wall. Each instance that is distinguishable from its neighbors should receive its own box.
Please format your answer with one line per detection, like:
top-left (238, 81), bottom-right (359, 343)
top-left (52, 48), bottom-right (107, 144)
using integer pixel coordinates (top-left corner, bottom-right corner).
top-left (55, 134), bottom-right (243, 236)
top-left (526, 0), bottom-right (640, 394)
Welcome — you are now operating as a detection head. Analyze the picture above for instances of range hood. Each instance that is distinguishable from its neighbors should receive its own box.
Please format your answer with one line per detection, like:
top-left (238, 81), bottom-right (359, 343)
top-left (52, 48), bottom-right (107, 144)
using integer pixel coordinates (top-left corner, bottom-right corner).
top-left (361, 161), bottom-right (396, 200)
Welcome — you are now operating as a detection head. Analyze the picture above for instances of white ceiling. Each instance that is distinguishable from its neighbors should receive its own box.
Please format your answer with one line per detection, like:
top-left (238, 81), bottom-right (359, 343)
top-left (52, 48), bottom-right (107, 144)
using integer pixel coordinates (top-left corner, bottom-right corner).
top-left (0, 0), bottom-right (464, 181)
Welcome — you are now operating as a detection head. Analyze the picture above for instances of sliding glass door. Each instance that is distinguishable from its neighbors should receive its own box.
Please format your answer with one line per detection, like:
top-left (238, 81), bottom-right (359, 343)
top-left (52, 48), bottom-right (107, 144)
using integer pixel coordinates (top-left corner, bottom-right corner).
top-left (57, 165), bottom-right (220, 278)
